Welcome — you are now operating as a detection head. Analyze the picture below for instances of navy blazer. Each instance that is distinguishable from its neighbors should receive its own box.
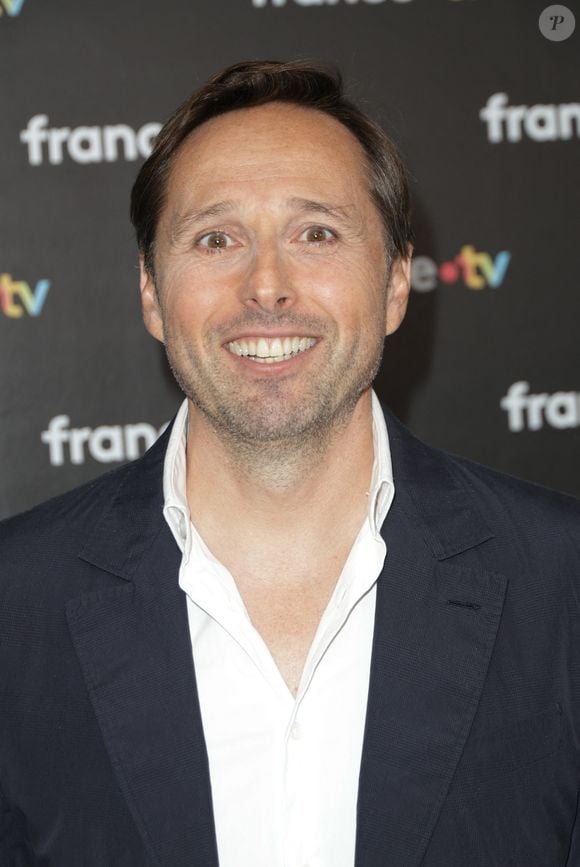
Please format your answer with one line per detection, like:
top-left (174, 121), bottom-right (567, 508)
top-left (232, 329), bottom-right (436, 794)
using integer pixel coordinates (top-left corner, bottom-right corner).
top-left (1, 407), bottom-right (579, 866)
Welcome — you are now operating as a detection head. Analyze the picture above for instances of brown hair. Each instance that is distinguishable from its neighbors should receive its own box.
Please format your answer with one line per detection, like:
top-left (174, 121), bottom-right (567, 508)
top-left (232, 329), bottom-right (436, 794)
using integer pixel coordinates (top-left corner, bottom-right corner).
top-left (130, 59), bottom-right (413, 275)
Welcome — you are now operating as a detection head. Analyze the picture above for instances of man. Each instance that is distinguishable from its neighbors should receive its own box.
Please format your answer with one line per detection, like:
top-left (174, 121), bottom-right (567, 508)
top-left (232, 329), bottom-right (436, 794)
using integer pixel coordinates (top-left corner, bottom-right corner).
top-left (1, 60), bottom-right (579, 867)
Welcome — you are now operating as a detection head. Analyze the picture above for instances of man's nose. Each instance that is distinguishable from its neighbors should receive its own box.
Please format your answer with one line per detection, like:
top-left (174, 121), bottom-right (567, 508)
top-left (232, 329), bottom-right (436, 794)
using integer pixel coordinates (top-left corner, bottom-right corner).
top-left (240, 242), bottom-right (296, 313)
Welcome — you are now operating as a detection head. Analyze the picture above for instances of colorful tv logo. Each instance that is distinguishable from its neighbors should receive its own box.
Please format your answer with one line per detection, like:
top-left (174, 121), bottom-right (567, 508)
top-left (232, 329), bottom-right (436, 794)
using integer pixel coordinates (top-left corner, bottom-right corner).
top-left (0, 274), bottom-right (50, 318)
top-left (411, 246), bottom-right (511, 292)
top-left (0, 0), bottom-right (26, 16)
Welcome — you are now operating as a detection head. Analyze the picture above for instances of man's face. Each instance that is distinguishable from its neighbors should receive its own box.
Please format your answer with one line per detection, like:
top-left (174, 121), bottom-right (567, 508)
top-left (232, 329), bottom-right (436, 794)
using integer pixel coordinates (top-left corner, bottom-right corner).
top-left (141, 102), bottom-right (410, 444)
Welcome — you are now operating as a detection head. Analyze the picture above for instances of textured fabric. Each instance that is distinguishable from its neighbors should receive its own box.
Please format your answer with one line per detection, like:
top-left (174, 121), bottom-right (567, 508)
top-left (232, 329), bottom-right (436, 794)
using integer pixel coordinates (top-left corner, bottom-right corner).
top-left (162, 392), bottom-right (392, 867)
top-left (0, 405), bottom-right (579, 866)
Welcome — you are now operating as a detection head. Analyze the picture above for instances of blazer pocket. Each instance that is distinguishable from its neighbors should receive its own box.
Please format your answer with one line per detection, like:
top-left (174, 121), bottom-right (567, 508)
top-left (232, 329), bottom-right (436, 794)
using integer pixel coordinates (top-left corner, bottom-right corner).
top-left (460, 703), bottom-right (563, 783)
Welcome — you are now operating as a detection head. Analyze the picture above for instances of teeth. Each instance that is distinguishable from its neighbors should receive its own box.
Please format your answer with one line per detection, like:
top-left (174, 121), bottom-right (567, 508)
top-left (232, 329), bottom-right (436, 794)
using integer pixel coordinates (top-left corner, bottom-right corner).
top-left (227, 336), bottom-right (316, 362)
top-left (253, 353), bottom-right (299, 364)
top-left (270, 337), bottom-right (283, 356)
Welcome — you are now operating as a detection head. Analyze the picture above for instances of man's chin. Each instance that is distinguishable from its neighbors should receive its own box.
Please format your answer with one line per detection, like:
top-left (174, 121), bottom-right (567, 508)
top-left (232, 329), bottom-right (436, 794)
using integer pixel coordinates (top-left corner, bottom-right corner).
top-left (210, 411), bottom-right (320, 445)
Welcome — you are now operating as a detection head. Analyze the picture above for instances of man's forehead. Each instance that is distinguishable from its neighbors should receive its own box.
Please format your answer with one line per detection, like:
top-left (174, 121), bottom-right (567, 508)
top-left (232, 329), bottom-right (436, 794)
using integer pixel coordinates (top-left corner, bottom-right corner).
top-left (188, 100), bottom-right (353, 143)
top-left (170, 102), bottom-right (369, 181)
top-left (161, 104), bottom-right (377, 235)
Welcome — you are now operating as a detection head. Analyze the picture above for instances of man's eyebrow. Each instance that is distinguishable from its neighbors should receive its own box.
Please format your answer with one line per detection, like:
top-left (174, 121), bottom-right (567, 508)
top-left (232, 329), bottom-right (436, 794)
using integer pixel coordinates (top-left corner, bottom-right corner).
top-left (287, 197), bottom-right (355, 223)
top-left (170, 201), bottom-right (236, 244)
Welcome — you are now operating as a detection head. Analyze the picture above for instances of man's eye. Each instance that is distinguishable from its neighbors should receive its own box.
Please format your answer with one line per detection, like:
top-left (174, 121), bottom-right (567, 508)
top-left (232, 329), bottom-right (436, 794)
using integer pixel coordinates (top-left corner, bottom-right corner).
top-left (300, 226), bottom-right (335, 244)
top-left (197, 231), bottom-right (231, 250)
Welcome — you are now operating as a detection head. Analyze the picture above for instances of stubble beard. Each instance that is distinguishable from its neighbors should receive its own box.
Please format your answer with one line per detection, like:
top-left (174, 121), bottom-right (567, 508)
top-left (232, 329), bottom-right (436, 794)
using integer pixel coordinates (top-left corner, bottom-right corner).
top-left (163, 317), bottom-right (386, 487)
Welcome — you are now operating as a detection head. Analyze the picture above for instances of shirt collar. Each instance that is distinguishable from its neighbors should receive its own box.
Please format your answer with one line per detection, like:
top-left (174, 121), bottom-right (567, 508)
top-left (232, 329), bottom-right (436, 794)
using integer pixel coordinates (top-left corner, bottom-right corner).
top-left (163, 390), bottom-right (394, 553)
top-left (369, 389), bottom-right (395, 539)
top-left (163, 398), bottom-right (191, 558)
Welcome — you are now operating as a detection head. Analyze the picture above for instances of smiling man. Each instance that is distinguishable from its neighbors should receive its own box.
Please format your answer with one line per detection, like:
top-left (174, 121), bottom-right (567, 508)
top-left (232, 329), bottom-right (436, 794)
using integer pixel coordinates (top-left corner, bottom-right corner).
top-left (1, 60), bottom-right (580, 867)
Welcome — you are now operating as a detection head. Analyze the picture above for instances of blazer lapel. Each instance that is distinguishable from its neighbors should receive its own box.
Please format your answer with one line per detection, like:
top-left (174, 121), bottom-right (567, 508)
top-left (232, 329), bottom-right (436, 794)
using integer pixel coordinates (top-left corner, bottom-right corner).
top-left (355, 410), bottom-right (507, 867)
top-left (66, 431), bottom-right (219, 867)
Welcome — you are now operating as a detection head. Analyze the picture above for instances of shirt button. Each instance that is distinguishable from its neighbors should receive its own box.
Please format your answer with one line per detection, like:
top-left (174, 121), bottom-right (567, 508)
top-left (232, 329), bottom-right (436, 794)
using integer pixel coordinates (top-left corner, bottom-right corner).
top-left (290, 722), bottom-right (303, 740)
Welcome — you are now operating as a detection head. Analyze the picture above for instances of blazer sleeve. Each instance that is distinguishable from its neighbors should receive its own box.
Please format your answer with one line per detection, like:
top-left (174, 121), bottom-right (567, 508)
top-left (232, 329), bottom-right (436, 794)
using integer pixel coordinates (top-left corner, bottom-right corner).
top-left (0, 781), bottom-right (33, 867)
top-left (566, 789), bottom-right (580, 866)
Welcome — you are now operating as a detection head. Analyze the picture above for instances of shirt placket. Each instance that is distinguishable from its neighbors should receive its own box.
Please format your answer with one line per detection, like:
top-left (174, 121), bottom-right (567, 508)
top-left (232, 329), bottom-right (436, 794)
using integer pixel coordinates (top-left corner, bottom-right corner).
top-left (281, 696), bottom-right (317, 867)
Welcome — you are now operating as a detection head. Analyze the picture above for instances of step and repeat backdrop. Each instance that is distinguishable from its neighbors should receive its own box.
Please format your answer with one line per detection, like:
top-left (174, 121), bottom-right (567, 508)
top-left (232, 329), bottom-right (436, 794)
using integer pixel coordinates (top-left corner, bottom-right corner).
top-left (1, 0), bottom-right (579, 519)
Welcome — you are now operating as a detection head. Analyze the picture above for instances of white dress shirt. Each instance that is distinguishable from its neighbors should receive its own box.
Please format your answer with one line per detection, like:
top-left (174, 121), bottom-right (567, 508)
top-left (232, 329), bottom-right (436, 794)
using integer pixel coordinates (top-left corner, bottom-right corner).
top-left (163, 391), bottom-right (394, 867)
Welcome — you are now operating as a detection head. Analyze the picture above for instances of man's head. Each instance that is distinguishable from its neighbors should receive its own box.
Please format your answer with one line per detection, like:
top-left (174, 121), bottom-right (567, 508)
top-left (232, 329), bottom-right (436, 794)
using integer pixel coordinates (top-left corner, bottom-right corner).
top-left (131, 60), bottom-right (413, 455)
top-left (131, 59), bottom-right (413, 277)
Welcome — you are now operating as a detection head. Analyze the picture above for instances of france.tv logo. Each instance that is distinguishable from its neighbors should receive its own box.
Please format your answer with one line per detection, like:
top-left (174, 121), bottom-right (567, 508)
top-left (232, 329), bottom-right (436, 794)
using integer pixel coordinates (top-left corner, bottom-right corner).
top-left (0, 0), bottom-right (26, 16)
top-left (0, 274), bottom-right (50, 318)
top-left (411, 246), bottom-right (511, 293)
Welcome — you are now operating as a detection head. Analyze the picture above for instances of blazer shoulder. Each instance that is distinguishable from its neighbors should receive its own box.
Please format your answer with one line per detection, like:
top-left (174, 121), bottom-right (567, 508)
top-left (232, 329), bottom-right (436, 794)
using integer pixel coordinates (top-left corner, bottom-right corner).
top-left (0, 420), bottom-right (172, 560)
top-left (441, 452), bottom-right (580, 588)
top-left (1, 460), bottom-right (131, 542)
top-left (0, 415), bottom-right (173, 608)
top-left (445, 449), bottom-right (580, 528)
top-left (0, 462), bottom-right (135, 597)
top-left (386, 407), bottom-right (580, 579)
top-left (385, 404), bottom-right (580, 533)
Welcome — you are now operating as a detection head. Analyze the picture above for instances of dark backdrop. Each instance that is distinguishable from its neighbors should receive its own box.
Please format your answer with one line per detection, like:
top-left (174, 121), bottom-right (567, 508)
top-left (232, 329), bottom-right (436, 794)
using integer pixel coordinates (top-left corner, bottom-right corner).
top-left (1, 0), bottom-right (579, 519)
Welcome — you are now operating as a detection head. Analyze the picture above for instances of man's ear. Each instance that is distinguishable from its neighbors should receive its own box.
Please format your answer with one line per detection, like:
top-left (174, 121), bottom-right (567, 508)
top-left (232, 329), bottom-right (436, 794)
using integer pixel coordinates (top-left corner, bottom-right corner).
top-left (385, 245), bottom-right (413, 337)
top-left (139, 255), bottom-right (165, 343)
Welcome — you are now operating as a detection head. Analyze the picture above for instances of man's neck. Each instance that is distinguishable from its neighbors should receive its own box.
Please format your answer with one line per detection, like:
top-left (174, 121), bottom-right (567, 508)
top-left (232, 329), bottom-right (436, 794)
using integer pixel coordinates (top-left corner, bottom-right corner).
top-left (184, 390), bottom-right (375, 557)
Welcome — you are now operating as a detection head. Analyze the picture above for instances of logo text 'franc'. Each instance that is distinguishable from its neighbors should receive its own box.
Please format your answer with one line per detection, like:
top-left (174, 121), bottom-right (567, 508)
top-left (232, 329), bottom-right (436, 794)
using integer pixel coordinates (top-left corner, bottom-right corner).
top-left (20, 116), bottom-right (162, 166)
top-left (480, 93), bottom-right (580, 143)
top-left (41, 417), bottom-right (168, 466)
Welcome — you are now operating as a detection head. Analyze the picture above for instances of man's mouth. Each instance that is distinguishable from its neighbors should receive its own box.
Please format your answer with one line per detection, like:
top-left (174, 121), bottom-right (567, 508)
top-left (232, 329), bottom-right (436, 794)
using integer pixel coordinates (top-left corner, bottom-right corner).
top-left (226, 336), bottom-right (316, 364)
